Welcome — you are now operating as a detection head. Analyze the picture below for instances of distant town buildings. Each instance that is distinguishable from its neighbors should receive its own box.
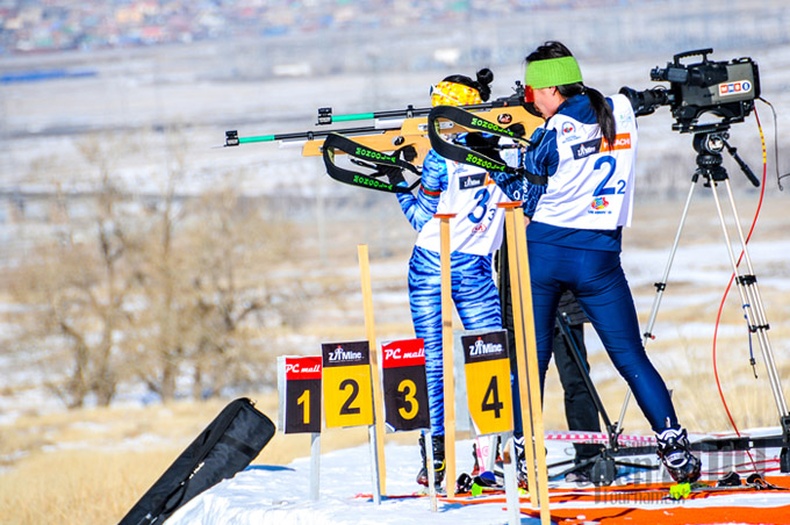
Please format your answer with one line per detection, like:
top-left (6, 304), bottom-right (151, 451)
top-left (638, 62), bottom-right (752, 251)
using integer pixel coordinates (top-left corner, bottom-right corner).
top-left (0, 0), bottom-right (620, 55)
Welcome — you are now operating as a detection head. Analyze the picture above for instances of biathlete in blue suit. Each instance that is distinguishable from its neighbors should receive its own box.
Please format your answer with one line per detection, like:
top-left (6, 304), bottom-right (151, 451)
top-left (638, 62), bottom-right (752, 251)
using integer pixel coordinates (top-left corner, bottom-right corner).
top-left (490, 41), bottom-right (701, 484)
top-left (395, 69), bottom-right (511, 488)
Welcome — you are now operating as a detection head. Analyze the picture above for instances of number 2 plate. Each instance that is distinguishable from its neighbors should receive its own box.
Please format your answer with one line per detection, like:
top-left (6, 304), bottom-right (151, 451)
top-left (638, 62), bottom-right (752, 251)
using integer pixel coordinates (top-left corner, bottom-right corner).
top-left (322, 341), bottom-right (374, 428)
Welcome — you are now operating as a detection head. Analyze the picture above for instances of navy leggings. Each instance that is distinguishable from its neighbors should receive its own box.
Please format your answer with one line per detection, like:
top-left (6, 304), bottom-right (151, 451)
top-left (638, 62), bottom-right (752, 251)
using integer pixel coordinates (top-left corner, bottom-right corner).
top-left (526, 241), bottom-right (678, 433)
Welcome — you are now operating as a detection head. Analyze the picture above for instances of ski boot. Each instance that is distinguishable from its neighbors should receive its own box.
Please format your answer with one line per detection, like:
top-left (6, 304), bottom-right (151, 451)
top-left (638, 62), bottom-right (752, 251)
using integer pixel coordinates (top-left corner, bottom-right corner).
top-left (416, 434), bottom-right (446, 488)
top-left (656, 427), bottom-right (701, 483)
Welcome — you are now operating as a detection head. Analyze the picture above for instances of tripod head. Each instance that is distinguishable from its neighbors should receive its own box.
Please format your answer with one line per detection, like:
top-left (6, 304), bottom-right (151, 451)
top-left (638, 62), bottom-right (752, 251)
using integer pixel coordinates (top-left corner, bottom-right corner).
top-left (692, 131), bottom-right (729, 184)
top-left (691, 128), bottom-right (760, 187)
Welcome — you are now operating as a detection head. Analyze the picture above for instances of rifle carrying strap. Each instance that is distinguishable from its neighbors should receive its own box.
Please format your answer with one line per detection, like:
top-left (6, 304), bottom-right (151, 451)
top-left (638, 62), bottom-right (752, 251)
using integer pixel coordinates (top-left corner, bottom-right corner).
top-left (322, 132), bottom-right (421, 194)
top-left (427, 105), bottom-right (547, 186)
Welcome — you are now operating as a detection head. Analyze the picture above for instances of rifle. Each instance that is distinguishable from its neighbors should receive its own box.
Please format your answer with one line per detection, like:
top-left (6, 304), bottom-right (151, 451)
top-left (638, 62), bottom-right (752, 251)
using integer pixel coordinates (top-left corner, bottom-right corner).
top-left (223, 81), bottom-right (544, 193)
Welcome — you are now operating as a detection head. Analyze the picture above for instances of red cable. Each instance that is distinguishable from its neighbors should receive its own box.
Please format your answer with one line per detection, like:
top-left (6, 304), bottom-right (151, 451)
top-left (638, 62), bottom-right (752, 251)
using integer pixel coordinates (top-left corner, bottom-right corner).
top-left (711, 107), bottom-right (768, 472)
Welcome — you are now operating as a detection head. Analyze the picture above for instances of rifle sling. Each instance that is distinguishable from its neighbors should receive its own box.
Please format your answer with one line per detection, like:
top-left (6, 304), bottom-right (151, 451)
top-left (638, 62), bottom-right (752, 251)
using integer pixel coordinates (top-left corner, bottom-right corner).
top-left (322, 133), bottom-right (419, 194)
top-left (427, 105), bottom-right (547, 186)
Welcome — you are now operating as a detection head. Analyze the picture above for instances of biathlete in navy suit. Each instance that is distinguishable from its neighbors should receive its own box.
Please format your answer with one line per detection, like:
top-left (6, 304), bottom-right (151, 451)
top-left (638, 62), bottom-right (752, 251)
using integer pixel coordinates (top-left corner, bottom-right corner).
top-left (490, 41), bottom-right (700, 484)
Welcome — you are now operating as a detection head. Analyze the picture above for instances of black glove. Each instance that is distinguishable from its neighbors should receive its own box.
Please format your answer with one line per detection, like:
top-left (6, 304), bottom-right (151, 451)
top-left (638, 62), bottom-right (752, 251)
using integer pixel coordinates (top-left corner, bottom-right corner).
top-left (507, 123), bottom-right (526, 138)
top-left (376, 165), bottom-right (406, 187)
top-left (464, 132), bottom-right (504, 163)
top-left (465, 132), bottom-right (499, 150)
top-left (396, 144), bottom-right (418, 162)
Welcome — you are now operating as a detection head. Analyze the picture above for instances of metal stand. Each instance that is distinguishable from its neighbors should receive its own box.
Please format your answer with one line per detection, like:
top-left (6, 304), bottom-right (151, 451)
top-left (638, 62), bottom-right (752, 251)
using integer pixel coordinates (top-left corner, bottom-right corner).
top-left (549, 312), bottom-right (658, 485)
top-left (615, 129), bottom-right (790, 472)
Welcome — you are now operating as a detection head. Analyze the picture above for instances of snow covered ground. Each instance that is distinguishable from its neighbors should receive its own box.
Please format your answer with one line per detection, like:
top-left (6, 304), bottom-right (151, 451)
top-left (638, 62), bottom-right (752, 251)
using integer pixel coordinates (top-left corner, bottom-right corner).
top-left (164, 438), bottom-right (586, 525)
top-left (164, 431), bottom-right (790, 525)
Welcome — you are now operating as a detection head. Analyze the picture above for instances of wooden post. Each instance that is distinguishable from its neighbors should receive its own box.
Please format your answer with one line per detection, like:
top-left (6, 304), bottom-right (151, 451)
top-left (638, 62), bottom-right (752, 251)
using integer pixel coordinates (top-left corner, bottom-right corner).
top-left (436, 213), bottom-right (456, 498)
top-left (499, 203), bottom-right (551, 525)
top-left (357, 244), bottom-right (387, 499)
top-left (500, 203), bottom-right (537, 507)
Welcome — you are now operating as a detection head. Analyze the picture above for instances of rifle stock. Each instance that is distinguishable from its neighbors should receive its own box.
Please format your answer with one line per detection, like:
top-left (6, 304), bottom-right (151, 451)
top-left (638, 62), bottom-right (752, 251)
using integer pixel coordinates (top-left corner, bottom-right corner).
top-left (300, 128), bottom-right (431, 162)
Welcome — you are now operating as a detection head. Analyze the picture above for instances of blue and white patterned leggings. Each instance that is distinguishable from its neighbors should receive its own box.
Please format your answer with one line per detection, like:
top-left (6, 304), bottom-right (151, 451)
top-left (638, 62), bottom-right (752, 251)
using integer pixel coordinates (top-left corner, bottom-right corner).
top-left (408, 245), bottom-right (502, 436)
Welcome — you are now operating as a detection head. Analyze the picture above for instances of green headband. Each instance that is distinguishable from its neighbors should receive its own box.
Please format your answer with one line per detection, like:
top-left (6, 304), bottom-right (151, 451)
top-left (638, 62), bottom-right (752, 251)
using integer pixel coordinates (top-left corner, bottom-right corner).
top-left (525, 56), bottom-right (583, 89)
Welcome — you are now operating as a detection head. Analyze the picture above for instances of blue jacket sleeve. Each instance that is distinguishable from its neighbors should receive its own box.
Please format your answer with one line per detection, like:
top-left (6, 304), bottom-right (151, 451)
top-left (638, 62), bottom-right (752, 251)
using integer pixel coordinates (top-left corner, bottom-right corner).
top-left (489, 127), bottom-right (558, 217)
top-left (396, 149), bottom-right (446, 231)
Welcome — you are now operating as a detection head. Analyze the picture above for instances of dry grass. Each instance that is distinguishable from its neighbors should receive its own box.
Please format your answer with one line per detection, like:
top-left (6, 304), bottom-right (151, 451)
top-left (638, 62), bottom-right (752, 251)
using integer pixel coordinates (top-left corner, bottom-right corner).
top-left (0, 394), bottom-right (375, 524)
top-left (5, 335), bottom-right (788, 525)
top-left (0, 449), bottom-right (179, 525)
top-left (5, 352), bottom-right (789, 525)
top-left (0, 393), bottom-right (429, 524)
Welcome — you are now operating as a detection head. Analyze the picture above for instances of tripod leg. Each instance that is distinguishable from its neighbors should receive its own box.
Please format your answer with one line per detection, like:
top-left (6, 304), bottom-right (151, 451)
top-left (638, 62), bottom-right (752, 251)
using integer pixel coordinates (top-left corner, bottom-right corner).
top-left (556, 313), bottom-right (612, 433)
top-left (555, 313), bottom-right (662, 484)
top-left (710, 179), bottom-right (790, 431)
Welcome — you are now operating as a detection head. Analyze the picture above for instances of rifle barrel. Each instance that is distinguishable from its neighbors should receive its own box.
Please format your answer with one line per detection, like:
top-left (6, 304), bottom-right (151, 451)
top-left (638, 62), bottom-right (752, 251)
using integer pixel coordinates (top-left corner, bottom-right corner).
top-left (225, 86), bottom-right (527, 147)
top-left (224, 125), bottom-right (388, 147)
top-left (317, 96), bottom-right (524, 125)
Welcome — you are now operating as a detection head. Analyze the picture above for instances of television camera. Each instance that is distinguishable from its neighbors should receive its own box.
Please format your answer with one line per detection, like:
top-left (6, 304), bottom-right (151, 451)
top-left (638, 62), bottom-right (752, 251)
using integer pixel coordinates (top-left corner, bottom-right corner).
top-left (620, 48), bottom-right (762, 187)
top-left (619, 48), bottom-right (759, 134)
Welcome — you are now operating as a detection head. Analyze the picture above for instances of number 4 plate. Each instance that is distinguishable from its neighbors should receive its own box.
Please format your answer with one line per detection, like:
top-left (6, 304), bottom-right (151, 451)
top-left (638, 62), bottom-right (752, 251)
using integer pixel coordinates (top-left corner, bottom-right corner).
top-left (461, 330), bottom-right (513, 435)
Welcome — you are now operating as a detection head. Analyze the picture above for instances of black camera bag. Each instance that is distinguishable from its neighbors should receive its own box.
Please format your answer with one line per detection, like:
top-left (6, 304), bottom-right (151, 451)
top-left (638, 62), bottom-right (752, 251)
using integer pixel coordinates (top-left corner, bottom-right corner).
top-left (119, 397), bottom-right (276, 525)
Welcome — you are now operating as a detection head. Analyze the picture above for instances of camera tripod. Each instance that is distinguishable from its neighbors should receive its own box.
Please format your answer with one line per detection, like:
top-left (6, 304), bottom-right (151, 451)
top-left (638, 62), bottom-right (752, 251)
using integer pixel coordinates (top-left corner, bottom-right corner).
top-left (614, 128), bottom-right (790, 472)
top-left (549, 311), bottom-right (659, 486)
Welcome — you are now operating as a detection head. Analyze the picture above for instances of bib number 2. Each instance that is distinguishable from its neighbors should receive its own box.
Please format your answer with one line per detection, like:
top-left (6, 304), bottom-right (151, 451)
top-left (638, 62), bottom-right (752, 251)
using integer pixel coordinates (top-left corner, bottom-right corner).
top-left (592, 156), bottom-right (626, 196)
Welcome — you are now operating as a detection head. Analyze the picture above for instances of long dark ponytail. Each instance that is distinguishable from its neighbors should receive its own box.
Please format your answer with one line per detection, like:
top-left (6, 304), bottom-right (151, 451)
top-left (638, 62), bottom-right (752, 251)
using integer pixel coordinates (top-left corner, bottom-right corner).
top-left (525, 41), bottom-right (616, 147)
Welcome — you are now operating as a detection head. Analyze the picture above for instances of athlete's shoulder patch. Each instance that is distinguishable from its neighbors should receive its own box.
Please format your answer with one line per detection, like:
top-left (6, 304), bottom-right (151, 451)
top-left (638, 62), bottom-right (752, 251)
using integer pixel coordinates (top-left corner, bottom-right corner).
top-left (458, 172), bottom-right (486, 190)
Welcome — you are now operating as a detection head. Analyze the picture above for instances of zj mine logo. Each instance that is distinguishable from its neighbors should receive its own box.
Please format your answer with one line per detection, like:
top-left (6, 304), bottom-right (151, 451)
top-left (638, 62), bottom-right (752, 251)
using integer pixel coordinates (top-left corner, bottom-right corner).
top-left (468, 337), bottom-right (505, 358)
top-left (327, 345), bottom-right (364, 364)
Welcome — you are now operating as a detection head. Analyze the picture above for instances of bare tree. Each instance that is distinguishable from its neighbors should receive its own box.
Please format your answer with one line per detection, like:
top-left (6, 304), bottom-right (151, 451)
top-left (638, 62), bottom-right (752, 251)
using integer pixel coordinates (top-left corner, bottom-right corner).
top-left (107, 125), bottom-right (310, 402)
top-left (6, 134), bottom-right (144, 408)
top-left (5, 126), bottom-right (316, 408)
top-left (129, 183), bottom-right (306, 401)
